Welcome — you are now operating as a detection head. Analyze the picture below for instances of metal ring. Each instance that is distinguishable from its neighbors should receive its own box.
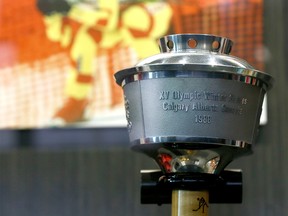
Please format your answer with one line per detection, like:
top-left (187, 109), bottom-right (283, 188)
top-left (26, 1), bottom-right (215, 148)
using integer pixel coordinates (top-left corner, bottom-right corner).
top-left (118, 65), bottom-right (271, 91)
top-left (131, 136), bottom-right (251, 148)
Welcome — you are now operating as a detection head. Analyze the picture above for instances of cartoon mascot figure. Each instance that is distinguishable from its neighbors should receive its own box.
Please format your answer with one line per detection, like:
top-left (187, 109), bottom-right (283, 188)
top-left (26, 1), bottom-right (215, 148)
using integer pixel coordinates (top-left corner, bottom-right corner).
top-left (37, 0), bottom-right (172, 125)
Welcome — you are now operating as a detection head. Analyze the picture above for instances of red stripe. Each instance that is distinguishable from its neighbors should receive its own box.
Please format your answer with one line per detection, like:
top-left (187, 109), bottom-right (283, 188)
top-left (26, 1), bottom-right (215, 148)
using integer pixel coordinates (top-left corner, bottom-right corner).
top-left (76, 74), bottom-right (94, 83)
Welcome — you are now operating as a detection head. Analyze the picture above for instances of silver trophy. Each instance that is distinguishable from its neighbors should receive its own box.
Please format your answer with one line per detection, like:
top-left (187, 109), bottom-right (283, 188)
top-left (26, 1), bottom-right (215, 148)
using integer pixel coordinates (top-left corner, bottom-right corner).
top-left (115, 34), bottom-right (273, 216)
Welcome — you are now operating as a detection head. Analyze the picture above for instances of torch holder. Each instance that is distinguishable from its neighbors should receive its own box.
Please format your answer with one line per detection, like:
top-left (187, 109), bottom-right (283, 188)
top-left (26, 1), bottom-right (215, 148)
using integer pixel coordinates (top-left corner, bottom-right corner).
top-left (141, 169), bottom-right (242, 205)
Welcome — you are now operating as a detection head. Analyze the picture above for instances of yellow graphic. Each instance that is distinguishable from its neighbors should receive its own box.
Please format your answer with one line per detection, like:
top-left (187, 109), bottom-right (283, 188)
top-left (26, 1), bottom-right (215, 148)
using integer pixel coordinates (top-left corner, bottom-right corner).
top-left (38, 0), bottom-right (172, 125)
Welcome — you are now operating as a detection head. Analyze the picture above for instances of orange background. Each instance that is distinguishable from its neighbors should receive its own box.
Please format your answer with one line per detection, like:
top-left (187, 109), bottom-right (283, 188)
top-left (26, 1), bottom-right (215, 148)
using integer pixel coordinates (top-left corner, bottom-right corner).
top-left (0, 0), bottom-right (264, 128)
top-left (0, 0), bottom-right (62, 67)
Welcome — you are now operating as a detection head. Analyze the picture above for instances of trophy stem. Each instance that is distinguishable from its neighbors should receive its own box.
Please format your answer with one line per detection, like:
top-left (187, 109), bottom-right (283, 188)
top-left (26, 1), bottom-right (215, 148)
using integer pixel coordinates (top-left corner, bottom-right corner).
top-left (172, 190), bottom-right (209, 216)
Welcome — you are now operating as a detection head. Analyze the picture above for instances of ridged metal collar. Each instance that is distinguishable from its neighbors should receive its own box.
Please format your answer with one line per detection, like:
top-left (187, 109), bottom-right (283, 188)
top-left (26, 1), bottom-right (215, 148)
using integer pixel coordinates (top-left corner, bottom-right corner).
top-left (158, 34), bottom-right (233, 54)
top-left (115, 34), bottom-right (273, 90)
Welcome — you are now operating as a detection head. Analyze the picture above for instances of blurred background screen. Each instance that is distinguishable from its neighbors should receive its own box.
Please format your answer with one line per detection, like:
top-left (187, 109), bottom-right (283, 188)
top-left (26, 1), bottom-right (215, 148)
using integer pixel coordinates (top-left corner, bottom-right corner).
top-left (0, 0), bottom-right (266, 128)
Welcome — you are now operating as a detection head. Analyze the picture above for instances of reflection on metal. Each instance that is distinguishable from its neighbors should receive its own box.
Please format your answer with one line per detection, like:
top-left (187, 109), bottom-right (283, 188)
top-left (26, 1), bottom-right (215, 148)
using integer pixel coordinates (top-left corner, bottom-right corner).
top-left (115, 34), bottom-right (273, 176)
top-left (115, 34), bottom-right (273, 215)
top-left (158, 149), bottom-right (220, 174)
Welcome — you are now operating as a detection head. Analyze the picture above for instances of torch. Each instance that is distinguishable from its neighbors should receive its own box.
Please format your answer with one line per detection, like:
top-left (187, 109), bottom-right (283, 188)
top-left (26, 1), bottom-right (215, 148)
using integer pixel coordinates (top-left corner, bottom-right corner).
top-left (115, 34), bottom-right (273, 216)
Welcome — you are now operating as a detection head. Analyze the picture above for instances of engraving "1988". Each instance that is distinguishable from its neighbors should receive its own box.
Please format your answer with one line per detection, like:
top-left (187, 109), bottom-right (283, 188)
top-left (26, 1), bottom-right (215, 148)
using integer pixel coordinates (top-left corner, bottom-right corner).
top-left (195, 115), bottom-right (211, 124)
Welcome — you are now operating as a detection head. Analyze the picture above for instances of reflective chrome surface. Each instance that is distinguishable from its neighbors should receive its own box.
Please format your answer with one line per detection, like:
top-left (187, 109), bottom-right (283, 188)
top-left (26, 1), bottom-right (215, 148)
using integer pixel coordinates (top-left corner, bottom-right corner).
top-left (141, 34), bottom-right (244, 66)
top-left (158, 149), bottom-right (221, 174)
top-left (115, 34), bottom-right (273, 175)
top-left (119, 67), bottom-right (271, 90)
top-left (115, 34), bottom-right (272, 89)
top-left (136, 136), bottom-right (250, 148)
top-left (158, 34), bottom-right (233, 54)
top-left (132, 137), bottom-right (251, 174)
